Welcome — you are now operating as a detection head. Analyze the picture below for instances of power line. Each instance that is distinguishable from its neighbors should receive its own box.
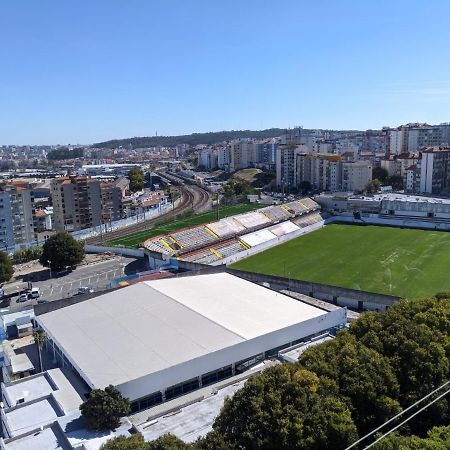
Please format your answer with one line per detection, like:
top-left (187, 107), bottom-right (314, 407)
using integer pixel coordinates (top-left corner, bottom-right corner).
top-left (364, 386), bottom-right (450, 449)
top-left (345, 380), bottom-right (450, 450)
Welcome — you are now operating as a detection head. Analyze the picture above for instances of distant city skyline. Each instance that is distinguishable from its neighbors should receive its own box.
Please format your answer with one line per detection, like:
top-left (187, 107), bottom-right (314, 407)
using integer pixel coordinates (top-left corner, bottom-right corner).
top-left (1, 0), bottom-right (450, 145)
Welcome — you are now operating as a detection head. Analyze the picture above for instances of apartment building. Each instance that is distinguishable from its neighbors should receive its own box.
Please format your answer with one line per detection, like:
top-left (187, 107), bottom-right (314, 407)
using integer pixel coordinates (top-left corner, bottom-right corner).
top-left (276, 146), bottom-right (372, 193)
top-left (275, 143), bottom-right (309, 189)
top-left (389, 123), bottom-right (450, 155)
top-left (0, 183), bottom-right (38, 251)
top-left (341, 161), bottom-right (373, 192)
top-left (217, 147), bottom-right (231, 171)
top-left (100, 181), bottom-right (123, 224)
top-left (229, 140), bottom-right (254, 171)
top-left (198, 148), bottom-right (219, 170)
top-left (419, 146), bottom-right (450, 194)
top-left (51, 176), bottom-right (125, 232)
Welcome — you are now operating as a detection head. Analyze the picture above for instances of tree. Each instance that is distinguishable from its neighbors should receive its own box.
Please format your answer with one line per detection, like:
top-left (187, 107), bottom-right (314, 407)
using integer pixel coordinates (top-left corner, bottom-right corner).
top-left (33, 329), bottom-right (47, 373)
top-left (0, 251), bottom-right (13, 284)
top-left (129, 168), bottom-right (145, 192)
top-left (80, 385), bottom-right (131, 431)
top-left (386, 174), bottom-right (404, 190)
top-left (372, 167), bottom-right (388, 183)
top-left (299, 181), bottom-right (312, 194)
top-left (299, 332), bottom-right (401, 434)
top-left (39, 232), bottom-right (85, 271)
top-left (47, 147), bottom-right (83, 160)
top-left (373, 425), bottom-right (450, 449)
top-left (147, 434), bottom-right (193, 450)
top-left (223, 180), bottom-right (255, 198)
top-left (213, 365), bottom-right (357, 450)
top-left (365, 178), bottom-right (381, 194)
top-left (101, 434), bottom-right (149, 450)
top-left (349, 298), bottom-right (450, 434)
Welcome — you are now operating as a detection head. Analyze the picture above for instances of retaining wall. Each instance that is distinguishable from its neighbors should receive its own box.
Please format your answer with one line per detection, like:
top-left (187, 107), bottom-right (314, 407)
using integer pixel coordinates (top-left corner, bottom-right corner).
top-left (226, 268), bottom-right (400, 311)
top-left (85, 245), bottom-right (145, 258)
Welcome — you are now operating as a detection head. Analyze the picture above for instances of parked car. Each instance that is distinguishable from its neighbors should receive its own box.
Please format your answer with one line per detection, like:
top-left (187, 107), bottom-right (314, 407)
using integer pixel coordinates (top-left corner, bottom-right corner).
top-left (77, 286), bottom-right (94, 295)
top-left (36, 299), bottom-right (48, 304)
top-left (17, 293), bottom-right (29, 302)
top-left (30, 287), bottom-right (40, 299)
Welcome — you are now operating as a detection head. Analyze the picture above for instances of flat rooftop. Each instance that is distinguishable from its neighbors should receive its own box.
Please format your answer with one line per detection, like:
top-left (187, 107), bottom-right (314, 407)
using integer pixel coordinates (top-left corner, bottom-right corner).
top-left (37, 273), bottom-right (328, 390)
top-left (134, 360), bottom-right (277, 443)
top-left (3, 373), bottom-right (55, 407)
top-left (2, 369), bottom-right (84, 412)
top-left (3, 423), bottom-right (72, 450)
top-left (5, 397), bottom-right (63, 437)
top-left (350, 193), bottom-right (450, 205)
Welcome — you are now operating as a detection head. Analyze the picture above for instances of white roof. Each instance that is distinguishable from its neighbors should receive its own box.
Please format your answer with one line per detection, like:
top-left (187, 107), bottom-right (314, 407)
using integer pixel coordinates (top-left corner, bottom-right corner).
top-left (240, 228), bottom-right (276, 247)
top-left (37, 274), bottom-right (327, 392)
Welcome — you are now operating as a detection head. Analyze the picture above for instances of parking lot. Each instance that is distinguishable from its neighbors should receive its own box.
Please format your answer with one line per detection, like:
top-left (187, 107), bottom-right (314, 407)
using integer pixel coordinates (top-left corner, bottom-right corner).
top-left (2, 256), bottom-right (144, 313)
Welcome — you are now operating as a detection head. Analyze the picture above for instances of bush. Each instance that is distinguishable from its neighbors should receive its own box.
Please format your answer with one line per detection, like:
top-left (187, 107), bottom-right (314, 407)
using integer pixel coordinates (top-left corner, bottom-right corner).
top-left (12, 246), bottom-right (43, 265)
top-left (0, 251), bottom-right (13, 284)
top-left (80, 385), bottom-right (130, 431)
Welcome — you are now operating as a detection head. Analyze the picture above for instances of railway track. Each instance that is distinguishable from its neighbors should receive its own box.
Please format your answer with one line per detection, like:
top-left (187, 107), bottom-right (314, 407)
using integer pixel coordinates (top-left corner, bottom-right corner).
top-left (86, 183), bottom-right (211, 245)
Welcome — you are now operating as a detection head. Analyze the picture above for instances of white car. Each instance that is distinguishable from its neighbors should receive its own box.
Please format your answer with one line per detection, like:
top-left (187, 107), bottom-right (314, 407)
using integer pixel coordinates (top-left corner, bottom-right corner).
top-left (30, 288), bottom-right (40, 299)
top-left (18, 293), bottom-right (29, 302)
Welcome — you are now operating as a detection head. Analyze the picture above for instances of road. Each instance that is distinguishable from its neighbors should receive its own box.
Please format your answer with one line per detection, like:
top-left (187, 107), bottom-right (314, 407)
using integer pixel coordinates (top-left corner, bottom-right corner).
top-left (3, 257), bottom-right (142, 313)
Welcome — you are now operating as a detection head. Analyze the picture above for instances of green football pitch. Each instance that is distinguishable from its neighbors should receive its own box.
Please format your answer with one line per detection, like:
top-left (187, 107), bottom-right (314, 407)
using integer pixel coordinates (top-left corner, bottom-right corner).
top-left (231, 224), bottom-right (450, 299)
top-left (106, 203), bottom-right (263, 248)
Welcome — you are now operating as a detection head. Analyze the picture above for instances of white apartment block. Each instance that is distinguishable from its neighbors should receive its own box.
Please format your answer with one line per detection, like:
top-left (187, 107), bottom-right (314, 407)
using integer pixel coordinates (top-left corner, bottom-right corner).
top-left (341, 161), bottom-right (373, 192)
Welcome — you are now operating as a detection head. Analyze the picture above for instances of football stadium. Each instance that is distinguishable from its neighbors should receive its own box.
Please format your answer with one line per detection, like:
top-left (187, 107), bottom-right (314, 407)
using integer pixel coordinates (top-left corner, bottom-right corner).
top-left (230, 224), bottom-right (450, 299)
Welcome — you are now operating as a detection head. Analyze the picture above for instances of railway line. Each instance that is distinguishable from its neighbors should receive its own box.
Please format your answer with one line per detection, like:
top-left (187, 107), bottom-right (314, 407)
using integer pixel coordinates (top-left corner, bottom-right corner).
top-left (85, 183), bottom-right (211, 245)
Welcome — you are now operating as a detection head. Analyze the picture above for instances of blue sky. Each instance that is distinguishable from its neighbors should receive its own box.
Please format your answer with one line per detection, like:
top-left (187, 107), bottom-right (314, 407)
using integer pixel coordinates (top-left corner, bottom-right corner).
top-left (1, 0), bottom-right (450, 145)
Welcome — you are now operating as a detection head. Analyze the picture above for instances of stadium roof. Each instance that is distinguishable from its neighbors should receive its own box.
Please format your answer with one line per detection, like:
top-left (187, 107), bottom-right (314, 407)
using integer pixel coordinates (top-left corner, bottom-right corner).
top-left (37, 273), bottom-right (329, 391)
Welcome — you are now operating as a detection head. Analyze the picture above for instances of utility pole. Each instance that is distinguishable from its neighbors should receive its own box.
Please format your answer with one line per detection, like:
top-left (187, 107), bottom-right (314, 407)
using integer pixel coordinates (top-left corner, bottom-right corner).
top-left (216, 194), bottom-right (220, 221)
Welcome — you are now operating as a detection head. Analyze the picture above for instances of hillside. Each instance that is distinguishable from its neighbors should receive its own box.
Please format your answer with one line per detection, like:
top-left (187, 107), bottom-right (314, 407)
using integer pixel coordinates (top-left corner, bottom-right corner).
top-left (92, 128), bottom-right (287, 149)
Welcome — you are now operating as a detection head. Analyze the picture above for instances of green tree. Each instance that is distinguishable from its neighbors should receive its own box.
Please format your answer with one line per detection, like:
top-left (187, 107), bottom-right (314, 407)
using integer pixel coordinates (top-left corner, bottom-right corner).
top-left (213, 365), bottom-right (358, 450)
top-left (350, 298), bottom-right (450, 433)
top-left (299, 332), bottom-right (401, 434)
top-left (0, 251), bottom-right (13, 284)
top-left (39, 232), bottom-right (85, 271)
top-left (80, 385), bottom-right (131, 431)
top-left (147, 434), bottom-right (193, 450)
top-left (373, 425), bottom-right (450, 450)
top-left (129, 168), bottom-right (145, 192)
top-left (298, 180), bottom-right (312, 194)
top-left (365, 178), bottom-right (382, 194)
top-left (33, 329), bottom-right (47, 373)
top-left (223, 180), bottom-right (255, 198)
top-left (386, 174), bottom-right (404, 190)
top-left (101, 434), bottom-right (148, 450)
top-left (372, 167), bottom-right (388, 183)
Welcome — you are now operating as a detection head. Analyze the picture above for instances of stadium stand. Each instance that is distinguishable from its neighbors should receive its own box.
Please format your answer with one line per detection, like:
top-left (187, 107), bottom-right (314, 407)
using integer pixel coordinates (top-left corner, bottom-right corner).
top-left (299, 197), bottom-right (319, 210)
top-left (146, 238), bottom-right (176, 255)
top-left (282, 200), bottom-right (309, 215)
top-left (240, 228), bottom-right (277, 247)
top-left (260, 205), bottom-right (293, 223)
top-left (144, 197), bottom-right (322, 261)
top-left (206, 217), bottom-right (246, 238)
top-left (233, 211), bottom-right (271, 230)
top-left (292, 212), bottom-right (323, 228)
top-left (268, 220), bottom-right (300, 237)
top-left (215, 240), bottom-right (247, 258)
top-left (168, 225), bottom-right (218, 251)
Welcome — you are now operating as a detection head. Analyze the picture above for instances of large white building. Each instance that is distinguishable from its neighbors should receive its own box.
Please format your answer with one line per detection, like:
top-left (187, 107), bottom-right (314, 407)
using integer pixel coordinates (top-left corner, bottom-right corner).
top-left (36, 273), bottom-right (346, 412)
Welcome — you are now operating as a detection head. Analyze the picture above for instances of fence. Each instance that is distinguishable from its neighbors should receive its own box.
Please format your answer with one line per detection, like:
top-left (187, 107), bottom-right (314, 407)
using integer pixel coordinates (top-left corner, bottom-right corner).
top-left (3, 198), bottom-right (181, 254)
